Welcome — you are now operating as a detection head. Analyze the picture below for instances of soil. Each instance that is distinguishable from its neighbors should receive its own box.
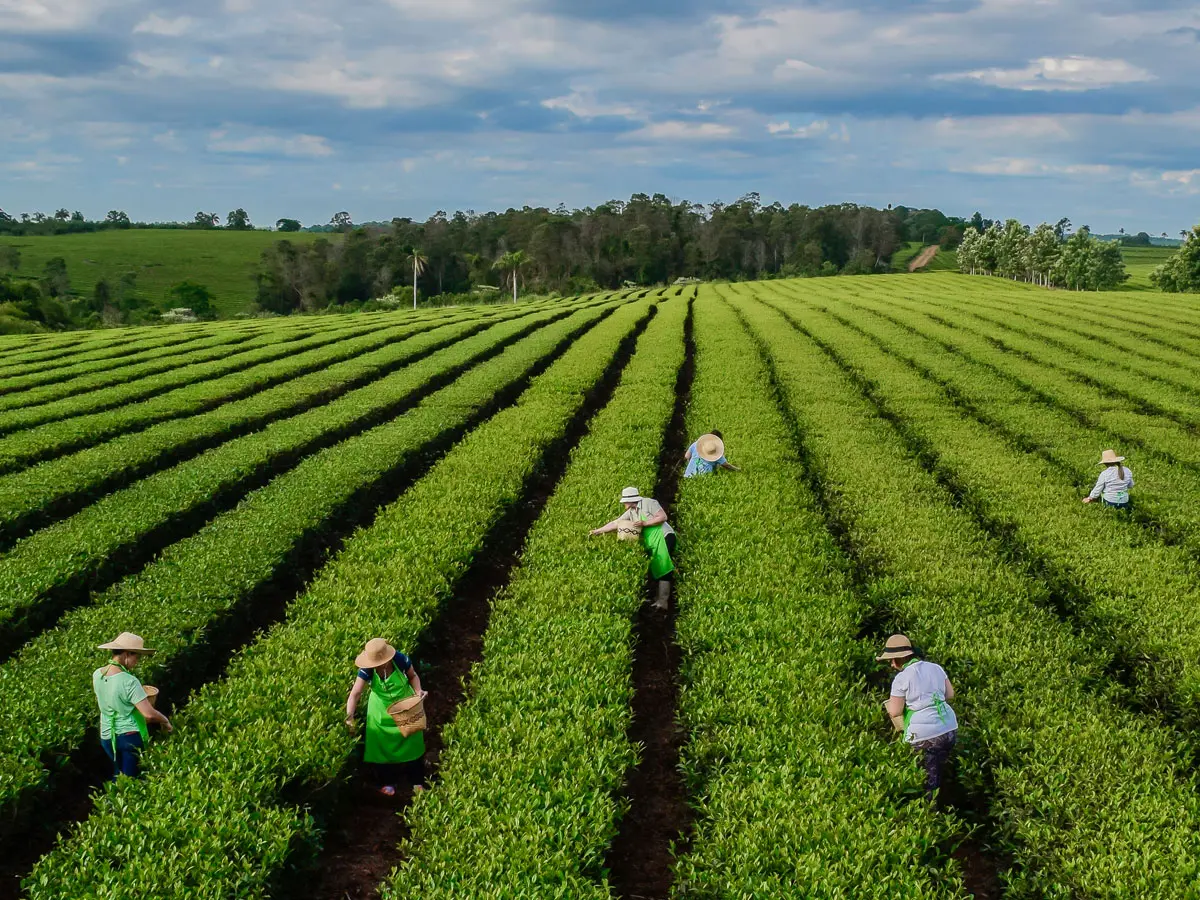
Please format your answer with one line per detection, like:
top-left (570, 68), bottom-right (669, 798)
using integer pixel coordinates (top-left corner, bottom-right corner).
top-left (909, 245), bottom-right (940, 272)
top-left (605, 297), bottom-right (695, 900)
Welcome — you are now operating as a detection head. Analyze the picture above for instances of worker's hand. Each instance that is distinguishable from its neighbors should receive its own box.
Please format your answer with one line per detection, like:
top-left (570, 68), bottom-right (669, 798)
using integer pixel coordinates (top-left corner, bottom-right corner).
top-left (345, 717), bottom-right (356, 733)
top-left (160, 717), bottom-right (173, 734)
top-left (1081, 497), bottom-right (1093, 504)
top-left (589, 529), bottom-right (601, 536)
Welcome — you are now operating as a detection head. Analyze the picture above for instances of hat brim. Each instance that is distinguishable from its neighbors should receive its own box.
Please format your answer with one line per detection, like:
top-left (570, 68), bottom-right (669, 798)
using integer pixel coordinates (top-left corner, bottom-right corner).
top-left (875, 649), bottom-right (914, 661)
top-left (1098, 458), bottom-right (1125, 465)
top-left (355, 644), bottom-right (397, 668)
top-left (97, 643), bottom-right (155, 654)
top-left (619, 496), bottom-right (642, 505)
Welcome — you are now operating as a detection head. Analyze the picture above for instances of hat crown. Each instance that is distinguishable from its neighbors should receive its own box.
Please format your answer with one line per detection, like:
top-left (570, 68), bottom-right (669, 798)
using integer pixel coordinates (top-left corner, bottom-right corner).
top-left (620, 486), bottom-right (641, 503)
top-left (696, 433), bottom-right (725, 462)
top-left (98, 632), bottom-right (153, 653)
top-left (1099, 449), bottom-right (1125, 464)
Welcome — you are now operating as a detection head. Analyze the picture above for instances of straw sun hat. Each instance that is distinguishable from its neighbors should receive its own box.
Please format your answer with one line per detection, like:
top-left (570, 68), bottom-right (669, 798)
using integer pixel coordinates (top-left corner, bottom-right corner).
top-left (1098, 449), bottom-right (1126, 465)
top-left (97, 632), bottom-right (156, 655)
top-left (355, 638), bottom-right (397, 669)
top-left (696, 433), bottom-right (725, 463)
top-left (619, 486), bottom-right (643, 505)
top-left (875, 634), bottom-right (916, 661)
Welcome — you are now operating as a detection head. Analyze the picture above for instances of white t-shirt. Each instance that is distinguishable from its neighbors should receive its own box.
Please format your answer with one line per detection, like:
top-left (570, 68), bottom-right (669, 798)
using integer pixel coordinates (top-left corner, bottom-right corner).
top-left (890, 659), bottom-right (957, 743)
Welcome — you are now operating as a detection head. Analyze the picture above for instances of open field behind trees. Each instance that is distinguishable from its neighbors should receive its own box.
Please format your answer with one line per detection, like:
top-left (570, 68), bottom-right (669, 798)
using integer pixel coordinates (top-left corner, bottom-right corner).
top-left (0, 230), bottom-right (325, 318)
top-left (4, 274), bottom-right (1200, 897)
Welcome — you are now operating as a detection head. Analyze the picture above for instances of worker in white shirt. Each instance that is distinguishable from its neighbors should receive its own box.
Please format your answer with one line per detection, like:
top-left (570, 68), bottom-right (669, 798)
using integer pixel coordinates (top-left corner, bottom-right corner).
top-left (1082, 449), bottom-right (1133, 511)
top-left (879, 634), bottom-right (958, 801)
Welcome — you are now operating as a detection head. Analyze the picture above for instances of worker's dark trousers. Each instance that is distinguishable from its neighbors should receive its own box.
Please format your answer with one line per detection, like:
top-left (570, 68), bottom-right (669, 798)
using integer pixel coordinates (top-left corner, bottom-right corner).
top-left (911, 730), bottom-right (956, 800)
top-left (101, 732), bottom-right (144, 779)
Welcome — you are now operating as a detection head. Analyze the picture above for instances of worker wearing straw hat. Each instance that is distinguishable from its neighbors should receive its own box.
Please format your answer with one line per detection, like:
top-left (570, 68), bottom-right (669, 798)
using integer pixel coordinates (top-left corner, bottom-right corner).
top-left (93, 633), bottom-right (172, 779)
top-left (683, 431), bottom-right (740, 478)
top-left (878, 634), bottom-right (958, 801)
top-left (1082, 449), bottom-right (1134, 511)
top-left (590, 486), bottom-right (677, 610)
top-left (345, 638), bottom-right (427, 796)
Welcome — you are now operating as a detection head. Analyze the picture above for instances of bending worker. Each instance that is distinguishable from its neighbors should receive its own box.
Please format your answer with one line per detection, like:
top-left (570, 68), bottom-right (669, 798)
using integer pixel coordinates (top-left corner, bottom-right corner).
top-left (1082, 449), bottom-right (1133, 511)
top-left (93, 632), bottom-right (172, 779)
top-left (878, 634), bottom-right (957, 801)
top-left (684, 431), bottom-right (740, 478)
top-left (346, 638), bottom-right (427, 797)
top-left (591, 486), bottom-right (676, 610)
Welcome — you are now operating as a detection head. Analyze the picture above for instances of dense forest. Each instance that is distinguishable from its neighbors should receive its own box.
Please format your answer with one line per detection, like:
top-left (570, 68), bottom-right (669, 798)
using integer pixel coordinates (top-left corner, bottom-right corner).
top-left (1, 195), bottom-right (971, 329)
top-left (254, 195), bottom-right (966, 312)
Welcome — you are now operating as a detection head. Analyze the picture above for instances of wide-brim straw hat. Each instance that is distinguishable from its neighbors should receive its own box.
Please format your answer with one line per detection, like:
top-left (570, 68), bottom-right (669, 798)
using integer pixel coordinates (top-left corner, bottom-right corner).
top-left (97, 632), bottom-right (156, 655)
top-left (619, 486), bottom-right (642, 505)
top-left (876, 634), bottom-right (915, 661)
top-left (696, 433), bottom-right (725, 463)
top-left (1098, 449), bottom-right (1125, 465)
top-left (355, 638), bottom-right (397, 669)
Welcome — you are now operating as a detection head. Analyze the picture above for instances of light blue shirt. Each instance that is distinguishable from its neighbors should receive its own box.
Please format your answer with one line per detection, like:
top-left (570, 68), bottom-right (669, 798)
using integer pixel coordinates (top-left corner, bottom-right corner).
top-left (1089, 466), bottom-right (1133, 503)
top-left (684, 441), bottom-right (726, 478)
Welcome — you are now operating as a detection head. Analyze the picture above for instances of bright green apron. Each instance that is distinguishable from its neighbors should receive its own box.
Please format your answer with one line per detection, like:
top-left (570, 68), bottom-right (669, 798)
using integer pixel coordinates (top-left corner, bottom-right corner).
top-left (102, 664), bottom-right (149, 764)
top-left (640, 522), bottom-right (675, 580)
top-left (364, 664), bottom-right (425, 764)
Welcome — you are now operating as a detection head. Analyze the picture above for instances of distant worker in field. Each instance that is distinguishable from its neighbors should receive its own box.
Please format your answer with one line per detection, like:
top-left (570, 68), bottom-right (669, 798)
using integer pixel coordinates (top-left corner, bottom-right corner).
top-left (93, 632), bottom-right (172, 780)
top-left (683, 431), bottom-right (740, 478)
top-left (1082, 449), bottom-right (1134, 511)
top-left (878, 634), bottom-right (958, 802)
top-left (345, 638), bottom-right (428, 797)
top-left (590, 486), bottom-right (677, 610)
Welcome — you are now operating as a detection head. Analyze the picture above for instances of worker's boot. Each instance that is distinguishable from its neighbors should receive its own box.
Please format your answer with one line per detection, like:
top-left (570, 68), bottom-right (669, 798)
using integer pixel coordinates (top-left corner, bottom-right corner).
top-left (652, 579), bottom-right (670, 610)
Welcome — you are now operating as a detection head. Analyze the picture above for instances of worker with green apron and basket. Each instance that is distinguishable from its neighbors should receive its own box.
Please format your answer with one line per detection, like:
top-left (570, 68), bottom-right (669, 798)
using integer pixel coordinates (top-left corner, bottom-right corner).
top-left (345, 638), bottom-right (428, 796)
top-left (92, 632), bottom-right (172, 779)
top-left (590, 486), bottom-right (677, 611)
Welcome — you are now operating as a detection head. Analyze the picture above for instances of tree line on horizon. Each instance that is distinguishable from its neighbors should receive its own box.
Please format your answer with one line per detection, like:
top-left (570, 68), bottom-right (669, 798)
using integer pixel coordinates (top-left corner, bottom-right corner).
top-left (252, 194), bottom-right (970, 312)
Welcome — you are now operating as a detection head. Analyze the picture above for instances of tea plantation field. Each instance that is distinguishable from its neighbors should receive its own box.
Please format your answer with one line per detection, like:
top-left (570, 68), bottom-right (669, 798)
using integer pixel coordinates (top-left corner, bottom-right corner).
top-left (2, 273), bottom-right (1199, 898)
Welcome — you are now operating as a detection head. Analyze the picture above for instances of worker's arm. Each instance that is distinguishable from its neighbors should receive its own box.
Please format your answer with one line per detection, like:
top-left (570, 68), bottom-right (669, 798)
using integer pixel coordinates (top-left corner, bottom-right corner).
top-left (640, 509), bottom-right (668, 527)
top-left (1082, 471), bottom-right (1106, 503)
top-left (345, 677), bottom-right (366, 727)
top-left (683, 446), bottom-right (693, 462)
top-left (406, 665), bottom-right (423, 696)
top-left (720, 461), bottom-right (741, 472)
top-left (135, 699), bottom-right (172, 732)
top-left (590, 517), bottom-right (625, 536)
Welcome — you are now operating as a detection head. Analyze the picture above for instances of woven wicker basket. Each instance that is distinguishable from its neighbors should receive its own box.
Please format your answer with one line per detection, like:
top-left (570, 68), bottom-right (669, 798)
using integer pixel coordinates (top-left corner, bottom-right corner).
top-left (387, 691), bottom-right (428, 737)
top-left (143, 686), bottom-right (160, 708)
top-left (616, 520), bottom-right (642, 542)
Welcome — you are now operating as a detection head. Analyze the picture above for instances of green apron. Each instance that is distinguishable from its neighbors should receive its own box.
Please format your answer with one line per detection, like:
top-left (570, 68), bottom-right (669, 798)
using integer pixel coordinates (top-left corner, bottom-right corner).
top-left (641, 522), bottom-right (675, 580)
top-left (364, 664), bottom-right (425, 764)
top-left (102, 664), bottom-right (149, 761)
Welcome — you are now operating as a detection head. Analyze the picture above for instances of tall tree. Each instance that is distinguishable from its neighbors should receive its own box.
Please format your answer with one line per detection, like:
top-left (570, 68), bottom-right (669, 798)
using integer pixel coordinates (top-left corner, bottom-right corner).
top-left (226, 208), bottom-right (251, 230)
top-left (410, 249), bottom-right (428, 309)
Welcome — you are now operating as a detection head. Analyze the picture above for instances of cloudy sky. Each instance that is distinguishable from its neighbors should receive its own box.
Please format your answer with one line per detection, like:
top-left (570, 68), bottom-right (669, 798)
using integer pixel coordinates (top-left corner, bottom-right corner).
top-left (2, 0), bottom-right (1198, 233)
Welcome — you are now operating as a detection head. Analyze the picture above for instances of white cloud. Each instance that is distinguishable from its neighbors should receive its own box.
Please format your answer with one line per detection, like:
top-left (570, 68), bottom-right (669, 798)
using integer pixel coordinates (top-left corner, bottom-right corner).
top-left (208, 130), bottom-right (334, 158)
top-left (627, 121), bottom-right (735, 141)
top-left (941, 56), bottom-right (1154, 91)
top-left (953, 156), bottom-right (1112, 176)
top-left (768, 119), bottom-right (830, 138)
top-left (542, 91), bottom-right (639, 120)
top-left (0, 0), bottom-right (108, 31)
top-left (133, 14), bottom-right (194, 36)
top-left (269, 59), bottom-right (430, 109)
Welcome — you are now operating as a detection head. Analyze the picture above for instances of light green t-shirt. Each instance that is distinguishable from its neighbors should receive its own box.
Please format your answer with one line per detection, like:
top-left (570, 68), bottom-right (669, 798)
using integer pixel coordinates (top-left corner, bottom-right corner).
top-left (93, 667), bottom-right (148, 740)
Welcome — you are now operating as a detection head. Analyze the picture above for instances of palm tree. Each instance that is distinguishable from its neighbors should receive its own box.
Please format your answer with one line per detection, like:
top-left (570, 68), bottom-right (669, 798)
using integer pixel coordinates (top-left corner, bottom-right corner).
top-left (410, 249), bottom-right (428, 310)
top-left (494, 250), bottom-right (532, 303)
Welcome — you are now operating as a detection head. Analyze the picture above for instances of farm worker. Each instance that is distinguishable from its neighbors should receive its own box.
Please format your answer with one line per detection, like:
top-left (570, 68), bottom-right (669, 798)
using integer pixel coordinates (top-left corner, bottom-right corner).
top-left (878, 634), bottom-right (958, 802)
top-left (345, 638), bottom-right (427, 797)
top-left (1082, 449), bottom-right (1134, 511)
top-left (683, 431), bottom-right (741, 478)
top-left (93, 632), bottom-right (172, 780)
top-left (590, 486), bottom-right (676, 610)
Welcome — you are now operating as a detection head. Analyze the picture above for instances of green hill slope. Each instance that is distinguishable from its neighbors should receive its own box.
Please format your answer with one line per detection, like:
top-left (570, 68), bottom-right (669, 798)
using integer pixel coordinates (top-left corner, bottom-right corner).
top-left (0, 230), bottom-right (323, 318)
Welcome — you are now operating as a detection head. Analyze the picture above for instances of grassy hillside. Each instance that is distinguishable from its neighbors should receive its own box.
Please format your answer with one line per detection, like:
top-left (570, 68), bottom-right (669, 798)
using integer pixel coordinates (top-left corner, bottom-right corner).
top-left (1118, 245), bottom-right (1175, 290)
top-left (0, 230), bottom-right (323, 318)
